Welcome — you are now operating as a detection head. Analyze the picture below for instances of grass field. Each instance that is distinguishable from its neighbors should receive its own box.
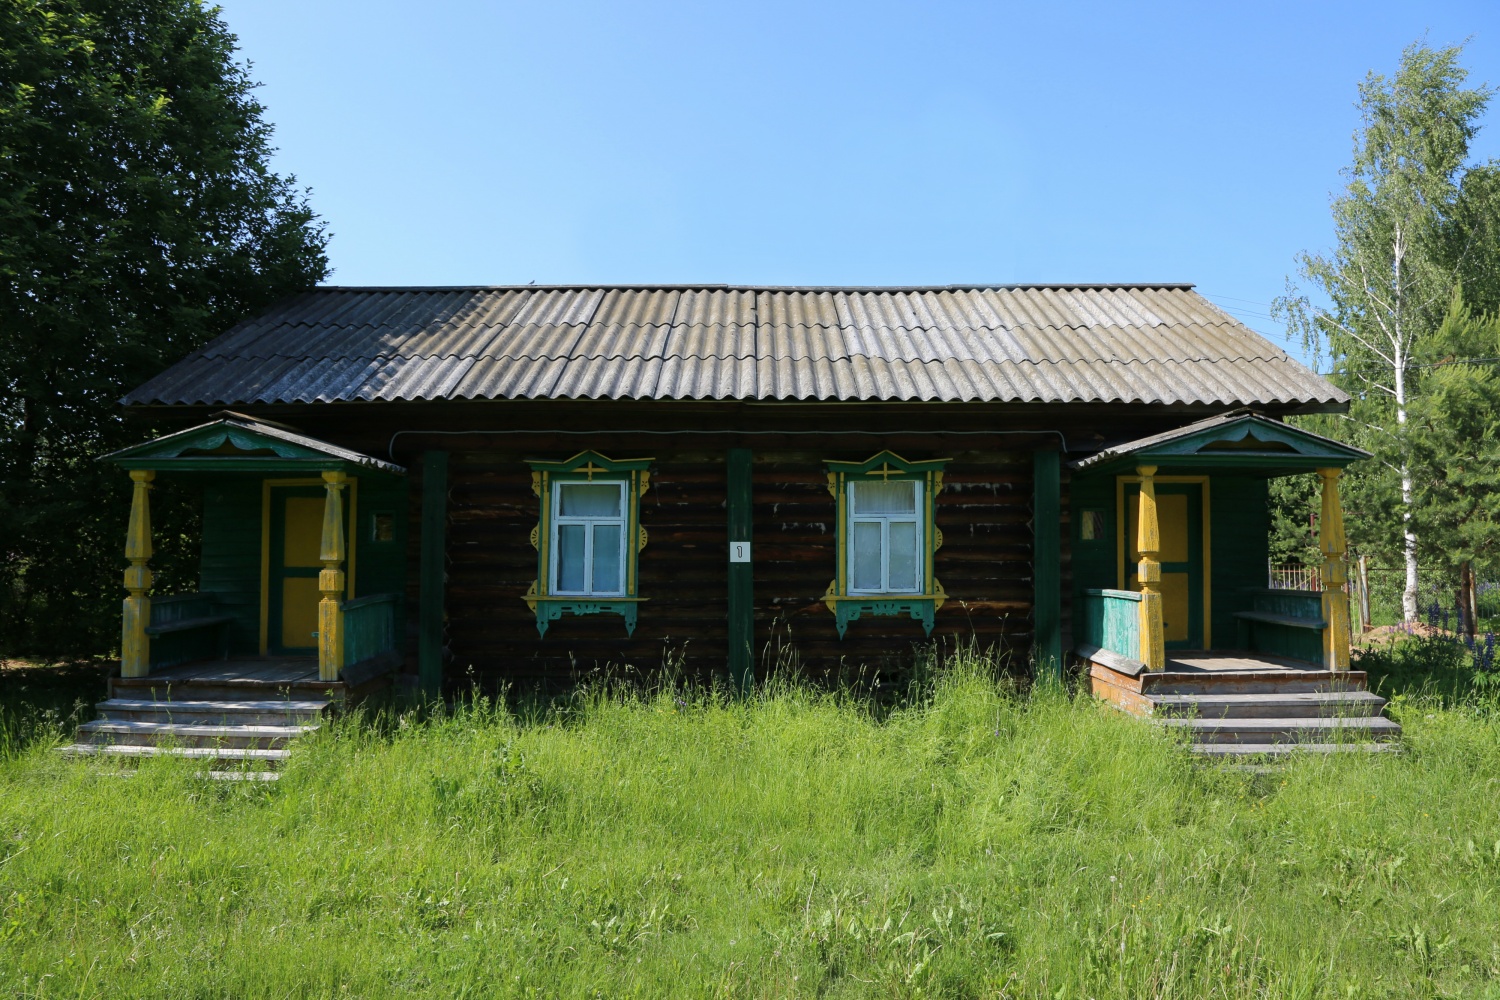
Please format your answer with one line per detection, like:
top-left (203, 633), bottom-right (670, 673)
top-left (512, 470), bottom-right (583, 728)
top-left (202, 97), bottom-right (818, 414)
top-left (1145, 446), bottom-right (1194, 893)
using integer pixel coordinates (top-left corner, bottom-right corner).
top-left (1, 654), bottom-right (1499, 998)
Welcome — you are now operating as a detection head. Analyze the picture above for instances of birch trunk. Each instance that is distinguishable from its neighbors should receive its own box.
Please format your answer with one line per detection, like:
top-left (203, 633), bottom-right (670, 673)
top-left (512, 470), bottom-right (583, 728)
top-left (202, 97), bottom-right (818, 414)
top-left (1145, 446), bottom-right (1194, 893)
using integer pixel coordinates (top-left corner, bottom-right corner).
top-left (1394, 334), bottom-right (1419, 624)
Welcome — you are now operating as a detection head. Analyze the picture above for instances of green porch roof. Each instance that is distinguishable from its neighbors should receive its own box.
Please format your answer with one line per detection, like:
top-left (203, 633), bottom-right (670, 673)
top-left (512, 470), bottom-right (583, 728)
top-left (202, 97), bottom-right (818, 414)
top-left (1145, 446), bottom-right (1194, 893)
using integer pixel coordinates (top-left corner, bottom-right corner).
top-left (102, 414), bottom-right (406, 475)
top-left (1072, 410), bottom-right (1369, 477)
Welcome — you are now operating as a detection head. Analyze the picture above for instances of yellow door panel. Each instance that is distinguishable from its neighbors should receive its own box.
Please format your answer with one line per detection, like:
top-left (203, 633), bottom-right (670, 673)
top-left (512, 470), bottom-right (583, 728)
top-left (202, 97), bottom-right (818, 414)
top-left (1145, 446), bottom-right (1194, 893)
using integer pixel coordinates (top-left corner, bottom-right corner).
top-left (282, 497), bottom-right (324, 568)
top-left (280, 577), bottom-right (321, 649)
top-left (1159, 571), bottom-right (1190, 642)
top-left (1156, 495), bottom-right (1189, 562)
top-left (1127, 493), bottom-right (1189, 562)
top-left (1128, 571), bottom-right (1191, 642)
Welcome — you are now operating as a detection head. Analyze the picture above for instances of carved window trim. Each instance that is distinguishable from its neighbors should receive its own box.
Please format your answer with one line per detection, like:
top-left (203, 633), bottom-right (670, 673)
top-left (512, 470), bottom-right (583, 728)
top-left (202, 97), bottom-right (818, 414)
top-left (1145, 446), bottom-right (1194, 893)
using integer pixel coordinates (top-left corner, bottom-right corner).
top-left (523, 451), bottom-right (652, 637)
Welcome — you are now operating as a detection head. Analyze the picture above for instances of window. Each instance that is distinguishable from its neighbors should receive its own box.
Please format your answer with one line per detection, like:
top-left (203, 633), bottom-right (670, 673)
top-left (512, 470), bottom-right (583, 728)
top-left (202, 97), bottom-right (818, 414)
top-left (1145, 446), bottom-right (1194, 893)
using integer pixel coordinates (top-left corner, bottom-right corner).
top-left (524, 451), bottom-right (653, 637)
top-left (371, 511), bottom-right (396, 543)
top-left (822, 451), bottom-right (949, 637)
top-left (848, 480), bottom-right (922, 594)
top-left (1079, 509), bottom-right (1106, 541)
top-left (551, 481), bottom-right (627, 596)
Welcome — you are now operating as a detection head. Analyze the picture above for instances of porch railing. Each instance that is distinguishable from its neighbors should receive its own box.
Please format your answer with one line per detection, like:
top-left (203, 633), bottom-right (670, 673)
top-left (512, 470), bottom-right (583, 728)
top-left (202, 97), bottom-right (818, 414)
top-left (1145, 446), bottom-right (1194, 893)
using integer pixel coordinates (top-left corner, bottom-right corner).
top-left (339, 593), bottom-right (401, 685)
top-left (1078, 588), bottom-right (1144, 664)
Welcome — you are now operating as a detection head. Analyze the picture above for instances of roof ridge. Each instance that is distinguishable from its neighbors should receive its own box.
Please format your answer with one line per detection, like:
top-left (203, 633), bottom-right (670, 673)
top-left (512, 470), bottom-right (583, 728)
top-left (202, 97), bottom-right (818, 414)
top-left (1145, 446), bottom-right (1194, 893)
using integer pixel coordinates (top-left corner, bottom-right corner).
top-left (304, 282), bottom-right (1200, 294)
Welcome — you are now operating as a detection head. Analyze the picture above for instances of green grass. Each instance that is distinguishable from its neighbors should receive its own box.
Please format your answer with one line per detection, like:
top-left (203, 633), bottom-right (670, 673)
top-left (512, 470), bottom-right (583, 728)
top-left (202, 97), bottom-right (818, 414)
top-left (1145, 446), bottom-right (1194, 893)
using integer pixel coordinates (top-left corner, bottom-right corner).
top-left (2, 657), bottom-right (1499, 998)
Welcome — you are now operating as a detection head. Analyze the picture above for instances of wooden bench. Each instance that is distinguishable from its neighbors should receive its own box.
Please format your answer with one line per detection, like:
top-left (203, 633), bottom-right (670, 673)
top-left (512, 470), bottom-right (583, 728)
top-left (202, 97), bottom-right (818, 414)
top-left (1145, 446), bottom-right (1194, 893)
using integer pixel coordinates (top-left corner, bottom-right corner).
top-left (1233, 589), bottom-right (1326, 662)
top-left (146, 595), bottom-right (234, 667)
top-left (1232, 610), bottom-right (1326, 631)
top-left (145, 614), bottom-right (234, 641)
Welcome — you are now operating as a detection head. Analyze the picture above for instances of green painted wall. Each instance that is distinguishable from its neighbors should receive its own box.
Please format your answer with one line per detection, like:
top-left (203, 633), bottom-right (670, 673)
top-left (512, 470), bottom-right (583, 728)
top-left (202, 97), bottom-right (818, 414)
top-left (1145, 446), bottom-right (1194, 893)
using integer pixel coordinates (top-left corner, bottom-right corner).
top-left (353, 474), bottom-right (409, 623)
top-left (1069, 473), bottom-right (1117, 598)
top-left (197, 474), bottom-right (410, 657)
top-left (199, 477), bottom-right (263, 655)
top-left (1070, 472), bottom-right (1270, 651)
top-left (1209, 476), bottom-right (1269, 649)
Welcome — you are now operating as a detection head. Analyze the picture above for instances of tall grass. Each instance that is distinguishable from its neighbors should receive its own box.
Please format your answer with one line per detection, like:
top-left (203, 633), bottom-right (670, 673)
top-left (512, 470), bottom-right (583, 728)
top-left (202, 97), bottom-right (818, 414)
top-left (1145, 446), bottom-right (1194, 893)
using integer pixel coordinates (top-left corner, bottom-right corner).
top-left (2, 652), bottom-right (1499, 998)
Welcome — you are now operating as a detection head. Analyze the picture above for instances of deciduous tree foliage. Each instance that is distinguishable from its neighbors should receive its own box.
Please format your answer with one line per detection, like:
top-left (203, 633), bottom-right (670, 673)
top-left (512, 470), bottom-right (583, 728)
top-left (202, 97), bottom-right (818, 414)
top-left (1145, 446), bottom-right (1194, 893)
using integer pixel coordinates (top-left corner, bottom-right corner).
top-left (0, 0), bottom-right (328, 657)
top-left (1279, 42), bottom-right (1500, 621)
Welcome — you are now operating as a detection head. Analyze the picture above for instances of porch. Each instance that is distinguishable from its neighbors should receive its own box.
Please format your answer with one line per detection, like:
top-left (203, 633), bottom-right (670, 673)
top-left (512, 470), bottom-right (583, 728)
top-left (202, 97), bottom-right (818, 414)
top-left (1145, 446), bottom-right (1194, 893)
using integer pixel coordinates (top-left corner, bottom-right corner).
top-left (1069, 412), bottom-right (1400, 754)
top-left (66, 416), bottom-right (412, 767)
top-left (102, 414), bottom-right (409, 685)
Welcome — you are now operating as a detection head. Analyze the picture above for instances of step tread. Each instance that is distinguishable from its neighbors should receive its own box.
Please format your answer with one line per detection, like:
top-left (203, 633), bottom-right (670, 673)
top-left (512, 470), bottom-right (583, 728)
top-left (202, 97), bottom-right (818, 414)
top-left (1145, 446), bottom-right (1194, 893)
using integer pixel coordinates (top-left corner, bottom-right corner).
top-left (1147, 669), bottom-right (1367, 682)
top-left (78, 720), bottom-right (316, 737)
top-left (1192, 742), bottom-right (1403, 756)
top-left (1160, 716), bottom-right (1401, 732)
top-left (98, 698), bottom-right (329, 713)
top-left (60, 744), bottom-right (292, 760)
top-left (1149, 691), bottom-right (1385, 706)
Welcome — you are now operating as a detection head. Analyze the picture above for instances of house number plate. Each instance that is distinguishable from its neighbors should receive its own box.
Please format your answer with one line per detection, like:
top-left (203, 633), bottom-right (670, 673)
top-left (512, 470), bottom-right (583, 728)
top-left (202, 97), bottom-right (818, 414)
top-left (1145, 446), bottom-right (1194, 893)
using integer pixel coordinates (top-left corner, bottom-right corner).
top-left (729, 541), bottom-right (751, 563)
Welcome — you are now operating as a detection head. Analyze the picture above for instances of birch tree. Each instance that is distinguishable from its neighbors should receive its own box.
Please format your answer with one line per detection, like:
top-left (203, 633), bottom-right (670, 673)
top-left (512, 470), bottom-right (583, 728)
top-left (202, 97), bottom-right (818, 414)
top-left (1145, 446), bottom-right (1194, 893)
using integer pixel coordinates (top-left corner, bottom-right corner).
top-left (1279, 43), bottom-right (1493, 623)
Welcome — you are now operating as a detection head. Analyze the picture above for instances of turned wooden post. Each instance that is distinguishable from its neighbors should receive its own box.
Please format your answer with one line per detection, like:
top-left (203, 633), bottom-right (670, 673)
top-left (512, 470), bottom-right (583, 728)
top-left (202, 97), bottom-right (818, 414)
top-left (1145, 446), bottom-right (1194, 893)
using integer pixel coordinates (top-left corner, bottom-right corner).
top-left (1136, 464), bottom-right (1166, 671)
top-left (1317, 467), bottom-right (1351, 671)
top-left (121, 470), bottom-right (155, 678)
top-left (318, 470), bottom-right (348, 681)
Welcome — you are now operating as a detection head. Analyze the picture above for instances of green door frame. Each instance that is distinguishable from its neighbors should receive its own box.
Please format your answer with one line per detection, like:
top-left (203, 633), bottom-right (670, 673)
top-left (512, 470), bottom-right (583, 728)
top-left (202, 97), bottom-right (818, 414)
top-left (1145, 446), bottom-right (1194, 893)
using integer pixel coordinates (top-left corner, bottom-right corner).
top-left (266, 485), bottom-right (327, 655)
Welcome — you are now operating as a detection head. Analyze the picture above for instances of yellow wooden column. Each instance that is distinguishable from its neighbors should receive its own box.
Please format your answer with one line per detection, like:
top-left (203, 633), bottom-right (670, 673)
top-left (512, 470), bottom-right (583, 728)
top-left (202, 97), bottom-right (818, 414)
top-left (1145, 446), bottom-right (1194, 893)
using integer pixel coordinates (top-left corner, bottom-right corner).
top-left (120, 470), bottom-right (155, 678)
top-left (1136, 464), bottom-right (1166, 671)
top-left (1318, 467), bottom-right (1352, 671)
top-left (317, 470), bottom-right (348, 681)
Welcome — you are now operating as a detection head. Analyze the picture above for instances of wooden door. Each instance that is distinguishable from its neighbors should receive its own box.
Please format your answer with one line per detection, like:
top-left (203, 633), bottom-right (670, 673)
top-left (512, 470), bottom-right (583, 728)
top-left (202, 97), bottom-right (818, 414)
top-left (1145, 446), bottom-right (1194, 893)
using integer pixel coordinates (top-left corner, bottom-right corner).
top-left (268, 487), bottom-right (327, 654)
top-left (1125, 483), bottom-right (1205, 650)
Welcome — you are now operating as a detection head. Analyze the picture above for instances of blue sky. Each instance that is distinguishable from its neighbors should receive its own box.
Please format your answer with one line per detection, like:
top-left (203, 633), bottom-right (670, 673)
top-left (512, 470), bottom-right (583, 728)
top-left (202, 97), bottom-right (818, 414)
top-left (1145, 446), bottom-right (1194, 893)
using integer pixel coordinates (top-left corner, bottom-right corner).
top-left (218, 1), bottom-right (1500, 362)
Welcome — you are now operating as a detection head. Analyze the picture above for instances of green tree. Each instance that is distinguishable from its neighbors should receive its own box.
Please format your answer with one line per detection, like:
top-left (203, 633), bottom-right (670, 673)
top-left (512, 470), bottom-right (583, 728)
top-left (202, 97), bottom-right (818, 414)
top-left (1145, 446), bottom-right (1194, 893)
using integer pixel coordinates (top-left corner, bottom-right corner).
top-left (1405, 291), bottom-right (1500, 579)
top-left (0, 0), bottom-right (328, 657)
top-left (1279, 42), bottom-right (1494, 622)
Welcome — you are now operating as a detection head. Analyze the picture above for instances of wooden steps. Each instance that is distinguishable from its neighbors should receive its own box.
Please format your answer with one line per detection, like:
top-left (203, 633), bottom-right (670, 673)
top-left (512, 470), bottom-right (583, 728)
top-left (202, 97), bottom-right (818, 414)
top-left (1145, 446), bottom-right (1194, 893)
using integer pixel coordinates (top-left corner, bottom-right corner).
top-left (96, 698), bottom-right (328, 726)
top-left (62, 661), bottom-right (337, 774)
top-left (1087, 654), bottom-right (1402, 757)
top-left (74, 720), bottom-right (315, 750)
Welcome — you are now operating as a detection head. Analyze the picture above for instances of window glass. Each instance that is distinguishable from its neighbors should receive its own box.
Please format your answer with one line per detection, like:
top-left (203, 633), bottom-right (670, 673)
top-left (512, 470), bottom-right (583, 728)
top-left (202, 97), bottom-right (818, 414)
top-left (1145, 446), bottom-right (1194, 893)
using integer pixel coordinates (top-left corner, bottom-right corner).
top-left (556, 523), bottom-right (586, 592)
top-left (851, 521), bottom-right (883, 591)
top-left (852, 481), bottom-right (917, 514)
top-left (560, 483), bottom-right (622, 517)
top-left (888, 521), bottom-right (918, 591)
top-left (592, 523), bottom-right (623, 594)
top-left (552, 480), bottom-right (627, 596)
top-left (848, 479), bottom-right (923, 594)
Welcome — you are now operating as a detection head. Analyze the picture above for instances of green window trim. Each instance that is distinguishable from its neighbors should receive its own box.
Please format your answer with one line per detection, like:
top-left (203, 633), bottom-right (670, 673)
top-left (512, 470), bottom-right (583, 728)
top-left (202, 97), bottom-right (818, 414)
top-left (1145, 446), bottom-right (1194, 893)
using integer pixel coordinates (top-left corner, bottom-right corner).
top-left (822, 451), bottom-right (950, 638)
top-left (523, 451), bottom-right (653, 637)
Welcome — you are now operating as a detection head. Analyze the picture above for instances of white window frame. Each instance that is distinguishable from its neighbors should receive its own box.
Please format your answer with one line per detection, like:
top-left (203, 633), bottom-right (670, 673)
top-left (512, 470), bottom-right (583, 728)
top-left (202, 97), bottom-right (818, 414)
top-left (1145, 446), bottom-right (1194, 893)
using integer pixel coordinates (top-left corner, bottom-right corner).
top-left (549, 479), bottom-right (629, 597)
top-left (846, 479), bottom-right (924, 595)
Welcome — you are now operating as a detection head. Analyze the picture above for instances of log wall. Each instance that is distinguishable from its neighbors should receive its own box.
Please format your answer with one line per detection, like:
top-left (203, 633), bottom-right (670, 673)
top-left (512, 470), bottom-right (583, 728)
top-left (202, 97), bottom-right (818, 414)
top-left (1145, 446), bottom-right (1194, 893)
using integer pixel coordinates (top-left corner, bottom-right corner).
top-left (410, 437), bottom-right (1051, 692)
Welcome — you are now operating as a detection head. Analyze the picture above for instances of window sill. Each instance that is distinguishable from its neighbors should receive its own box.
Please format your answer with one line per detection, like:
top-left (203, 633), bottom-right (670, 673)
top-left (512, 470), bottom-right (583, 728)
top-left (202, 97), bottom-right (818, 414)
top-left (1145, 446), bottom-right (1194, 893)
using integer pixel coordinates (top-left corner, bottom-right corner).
top-left (524, 586), bottom-right (646, 638)
top-left (821, 588), bottom-right (948, 639)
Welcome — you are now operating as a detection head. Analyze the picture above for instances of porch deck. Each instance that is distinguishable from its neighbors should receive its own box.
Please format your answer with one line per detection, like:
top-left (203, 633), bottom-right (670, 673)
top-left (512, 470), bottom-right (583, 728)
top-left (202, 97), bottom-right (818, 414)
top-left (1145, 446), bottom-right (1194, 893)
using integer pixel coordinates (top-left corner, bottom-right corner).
top-left (1164, 651), bottom-right (1325, 673)
top-left (109, 655), bottom-right (345, 700)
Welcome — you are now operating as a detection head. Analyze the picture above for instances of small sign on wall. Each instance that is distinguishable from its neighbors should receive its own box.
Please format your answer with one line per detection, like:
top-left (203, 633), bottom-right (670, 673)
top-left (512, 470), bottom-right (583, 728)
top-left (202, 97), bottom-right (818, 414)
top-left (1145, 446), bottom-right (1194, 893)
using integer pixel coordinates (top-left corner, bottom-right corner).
top-left (729, 541), bottom-right (751, 563)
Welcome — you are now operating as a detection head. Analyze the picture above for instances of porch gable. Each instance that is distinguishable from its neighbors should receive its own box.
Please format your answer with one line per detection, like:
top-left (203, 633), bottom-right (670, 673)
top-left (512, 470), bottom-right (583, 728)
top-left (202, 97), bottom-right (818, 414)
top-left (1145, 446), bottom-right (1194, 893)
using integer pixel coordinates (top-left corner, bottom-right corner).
top-left (101, 414), bottom-right (406, 476)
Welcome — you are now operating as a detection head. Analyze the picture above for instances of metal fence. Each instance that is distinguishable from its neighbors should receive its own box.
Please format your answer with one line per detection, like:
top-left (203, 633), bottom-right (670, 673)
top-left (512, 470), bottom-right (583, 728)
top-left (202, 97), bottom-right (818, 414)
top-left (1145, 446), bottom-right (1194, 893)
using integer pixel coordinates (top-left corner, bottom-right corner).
top-left (1267, 558), bottom-right (1500, 673)
top-left (1268, 562), bottom-right (1321, 591)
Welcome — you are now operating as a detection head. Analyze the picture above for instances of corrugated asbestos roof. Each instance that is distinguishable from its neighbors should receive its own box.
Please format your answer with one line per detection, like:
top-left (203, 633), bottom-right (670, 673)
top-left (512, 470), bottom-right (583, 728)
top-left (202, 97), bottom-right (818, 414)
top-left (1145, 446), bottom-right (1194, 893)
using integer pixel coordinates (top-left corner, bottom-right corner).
top-left (122, 284), bottom-right (1347, 408)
